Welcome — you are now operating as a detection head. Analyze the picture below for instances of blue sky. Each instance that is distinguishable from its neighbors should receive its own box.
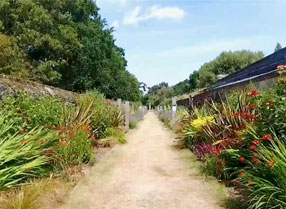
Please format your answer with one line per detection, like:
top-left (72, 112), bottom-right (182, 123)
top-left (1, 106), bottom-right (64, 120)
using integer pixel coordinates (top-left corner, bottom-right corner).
top-left (96, 0), bottom-right (286, 87)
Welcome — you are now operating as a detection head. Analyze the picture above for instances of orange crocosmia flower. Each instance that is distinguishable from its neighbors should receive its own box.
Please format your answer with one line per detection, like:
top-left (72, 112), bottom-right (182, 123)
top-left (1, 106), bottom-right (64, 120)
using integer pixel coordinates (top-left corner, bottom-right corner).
top-left (252, 158), bottom-right (261, 165)
top-left (262, 135), bottom-right (272, 141)
top-left (248, 180), bottom-right (254, 185)
top-left (240, 172), bottom-right (246, 177)
top-left (250, 145), bottom-right (257, 150)
top-left (249, 105), bottom-right (258, 109)
top-left (217, 160), bottom-right (223, 165)
top-left (253, 140), bottom-right (260, 145)
top-left (268, 162), bottom-right (276, 167)
top-left (239, 157), bottom-right (245, 162)
top-left (252, 153), bottom-right (259, 157)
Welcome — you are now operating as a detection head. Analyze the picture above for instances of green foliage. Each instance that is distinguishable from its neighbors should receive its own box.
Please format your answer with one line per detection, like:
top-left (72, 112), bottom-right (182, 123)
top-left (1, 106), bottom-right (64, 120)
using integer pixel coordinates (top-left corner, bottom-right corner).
top-left (87, 91), bottom-right (124, 138)
top-left (129, 120), bottom-right (137, 129)
top-left (0, 90), bottom-right (126, 190)
top-left (0, 34), bottom-right (30, 78)
top-left (54, 126), bottom-right (92, 167)
top-left (0, 0), bottom-right (141, 101)
top-left (0, 93), bottom-right (63, 132)
top-left (60, 95), bottom-right (95, 127)
top-left (240, 137), bottom-right (286, 209)
top-left (200, 156), bottom-right (222, 178)
top-left (104, 127), bottom-right (126, 144)
top-left (0, 123), bottom-right (57, 190)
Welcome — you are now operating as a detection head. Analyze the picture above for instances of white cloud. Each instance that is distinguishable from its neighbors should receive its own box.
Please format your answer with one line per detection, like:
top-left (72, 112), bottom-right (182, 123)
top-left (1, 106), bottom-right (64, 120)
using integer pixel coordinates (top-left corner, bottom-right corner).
top-left (123, 5), bottom-right (185, 25)
top-left (111, 20), bottom-right (119, 28)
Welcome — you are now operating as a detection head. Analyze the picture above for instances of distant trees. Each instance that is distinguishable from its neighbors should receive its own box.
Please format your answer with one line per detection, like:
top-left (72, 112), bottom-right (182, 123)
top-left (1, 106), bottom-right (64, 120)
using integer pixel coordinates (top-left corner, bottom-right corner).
top-left (189, 50), bottom-right (264, 89)
top-left (0, 0), bottom-right (141, 101)
top-left (275, 42), bottom-right (283, 52)
top-left (143, 50), bottom-right (264, 106)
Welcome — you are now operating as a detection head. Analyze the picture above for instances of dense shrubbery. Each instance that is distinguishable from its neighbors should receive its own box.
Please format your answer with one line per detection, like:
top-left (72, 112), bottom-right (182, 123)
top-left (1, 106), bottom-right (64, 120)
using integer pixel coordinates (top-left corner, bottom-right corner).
top-left (170, 66), bottom-right (286, 209)
top-left (0, 91), bottom-right (125, 190)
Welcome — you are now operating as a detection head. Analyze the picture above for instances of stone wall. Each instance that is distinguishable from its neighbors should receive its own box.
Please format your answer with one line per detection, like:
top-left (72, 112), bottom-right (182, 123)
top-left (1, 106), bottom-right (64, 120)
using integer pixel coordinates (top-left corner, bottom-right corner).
top-left (0, 75), bottom-right (78, 102)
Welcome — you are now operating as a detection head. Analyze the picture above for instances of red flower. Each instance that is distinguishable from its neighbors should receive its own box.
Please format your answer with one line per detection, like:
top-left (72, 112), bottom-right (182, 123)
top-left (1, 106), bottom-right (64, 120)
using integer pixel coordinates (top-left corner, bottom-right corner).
top-left (45, 149), bottom-right (54, 156)
top-left (268, 161), bottom-right (276, 167)
top-left (239, 156), bottom-right (245, 162)
top-left (241, 111), bottom-right (247, 118)
top-left (250, 90), bottom-right (261, 96)
top-left (247, 114), bottom-right (255, 120)
top-left (233, 179), bottom-right (239, 184)
top-left (250, 145), bottom-right (257, 150)
top-left (240, 172), bottom-right (246, 177)
top-left (253, 140), bottom-right (260, 145)
top-left (262, 135), bottom-right (272, 141)
top-left (266, 101), bottom-right (275, 106)
top-left (251, 157), bottom-right (262, 165)
top-left (249, 105), bottom-right (258, 110)
top-left (69, 131), bottom-right (75, 137)
top-left (233, 113), bottom-right (240, 118)
top-left (55, 126), bottom-right (62, 130)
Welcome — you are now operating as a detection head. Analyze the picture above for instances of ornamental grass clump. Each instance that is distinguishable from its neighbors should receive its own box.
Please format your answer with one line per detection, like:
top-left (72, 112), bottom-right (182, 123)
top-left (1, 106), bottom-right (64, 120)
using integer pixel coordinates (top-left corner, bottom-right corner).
top-left (0, 119), bottom-right (57, 190)
top-left (237, 136), bottom-right (286, 209)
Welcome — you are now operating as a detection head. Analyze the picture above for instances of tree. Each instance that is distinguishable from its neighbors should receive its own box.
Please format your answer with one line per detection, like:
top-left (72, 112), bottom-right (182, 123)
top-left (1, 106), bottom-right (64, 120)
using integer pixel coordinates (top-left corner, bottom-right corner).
top-left (0, 34), bottom-right (31, 78)
top-left (0, 0), bottom-right (141, 101)
top-left (194, 50), bottom-right (264, 88)
top-left (275, 42), bottom-right (283, 52)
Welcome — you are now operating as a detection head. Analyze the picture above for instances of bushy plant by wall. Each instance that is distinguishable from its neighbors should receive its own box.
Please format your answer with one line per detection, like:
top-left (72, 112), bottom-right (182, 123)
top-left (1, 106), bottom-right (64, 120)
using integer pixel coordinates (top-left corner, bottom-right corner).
top-left (174, 65), bottom-right (286, 209)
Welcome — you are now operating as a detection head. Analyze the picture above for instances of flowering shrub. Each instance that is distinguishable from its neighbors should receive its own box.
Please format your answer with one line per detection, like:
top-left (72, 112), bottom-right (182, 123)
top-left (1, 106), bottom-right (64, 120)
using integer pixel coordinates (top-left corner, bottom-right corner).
top-left (177, 65), bottom-right (286, 209)
top-left (0, 91), bottom-right (126, 190)
top-left (53, 125), bottom-right (92, 167)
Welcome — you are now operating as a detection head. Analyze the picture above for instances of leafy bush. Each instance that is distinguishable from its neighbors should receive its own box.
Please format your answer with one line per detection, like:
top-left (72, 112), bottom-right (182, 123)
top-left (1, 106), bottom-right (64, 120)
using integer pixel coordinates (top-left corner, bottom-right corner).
top-left (88, 92), bottom-right (124, 138)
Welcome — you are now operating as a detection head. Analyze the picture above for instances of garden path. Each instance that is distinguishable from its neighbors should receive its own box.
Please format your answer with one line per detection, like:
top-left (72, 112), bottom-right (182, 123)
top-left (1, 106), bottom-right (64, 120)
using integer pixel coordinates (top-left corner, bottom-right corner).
top-left (60, 112), bottom-right (225, 209)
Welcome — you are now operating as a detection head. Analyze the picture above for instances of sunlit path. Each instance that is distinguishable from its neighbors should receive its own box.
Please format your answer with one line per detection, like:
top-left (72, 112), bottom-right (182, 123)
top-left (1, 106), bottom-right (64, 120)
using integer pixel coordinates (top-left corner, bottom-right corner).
top-left (61, 112), bottom-right (225, 209)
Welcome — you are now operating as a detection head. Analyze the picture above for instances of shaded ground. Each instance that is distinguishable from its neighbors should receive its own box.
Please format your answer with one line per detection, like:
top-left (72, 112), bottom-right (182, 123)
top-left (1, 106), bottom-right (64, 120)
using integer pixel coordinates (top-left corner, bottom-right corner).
top-left (61, 112), bottom-right (226, 209)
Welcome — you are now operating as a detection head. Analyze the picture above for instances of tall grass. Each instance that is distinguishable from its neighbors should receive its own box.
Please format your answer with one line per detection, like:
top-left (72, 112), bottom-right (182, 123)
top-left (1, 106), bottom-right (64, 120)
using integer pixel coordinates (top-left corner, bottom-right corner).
top-left (0, 120), bottom-right (57, 189)
top-left (240, 136), bottom-right (286, 209)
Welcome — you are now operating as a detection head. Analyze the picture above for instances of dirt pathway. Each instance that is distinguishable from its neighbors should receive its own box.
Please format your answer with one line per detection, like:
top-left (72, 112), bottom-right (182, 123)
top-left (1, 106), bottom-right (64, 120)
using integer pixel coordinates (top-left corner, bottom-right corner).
top-left (61, 112), bottom-right (226, 209)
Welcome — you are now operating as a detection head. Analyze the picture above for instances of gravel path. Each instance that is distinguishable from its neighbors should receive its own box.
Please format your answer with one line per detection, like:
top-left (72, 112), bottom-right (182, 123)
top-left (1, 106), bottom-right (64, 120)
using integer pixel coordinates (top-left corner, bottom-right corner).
top-left (61, 112), bottom-right (226, 209)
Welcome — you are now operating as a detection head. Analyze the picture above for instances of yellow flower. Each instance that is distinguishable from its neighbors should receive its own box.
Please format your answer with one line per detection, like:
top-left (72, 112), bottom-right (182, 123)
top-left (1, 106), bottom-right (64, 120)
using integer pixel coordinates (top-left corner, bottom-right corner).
top-left (191, 116), bottom-right (213, 131)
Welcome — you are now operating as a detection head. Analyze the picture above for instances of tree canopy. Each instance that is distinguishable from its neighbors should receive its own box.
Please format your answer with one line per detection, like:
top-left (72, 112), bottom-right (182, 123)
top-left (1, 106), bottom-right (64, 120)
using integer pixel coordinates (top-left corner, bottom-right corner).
top-left (0, 0), bottom-right (141, 101)
top-left (275, 42), bottom-right (283, 52)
